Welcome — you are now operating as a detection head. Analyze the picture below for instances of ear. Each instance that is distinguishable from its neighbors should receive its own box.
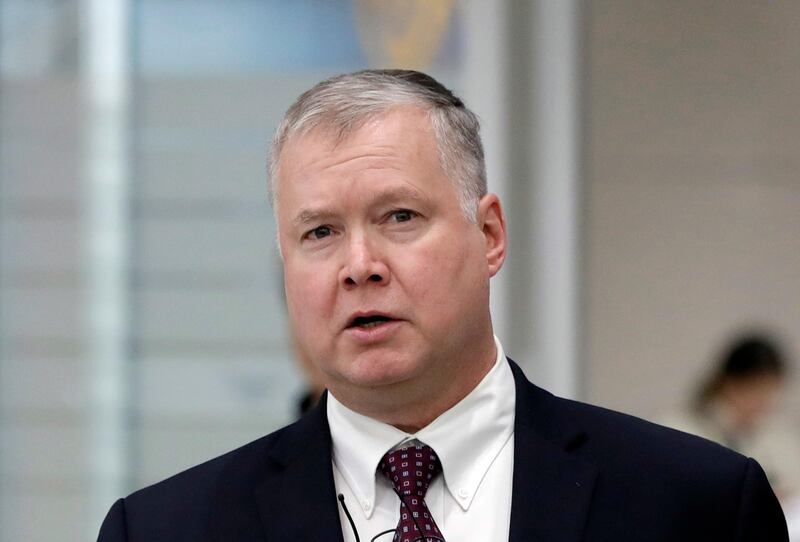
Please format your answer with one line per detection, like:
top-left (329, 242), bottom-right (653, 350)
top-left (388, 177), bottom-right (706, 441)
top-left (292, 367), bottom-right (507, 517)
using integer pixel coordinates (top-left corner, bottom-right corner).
top-left (476, 193), bottom-right (507, 277)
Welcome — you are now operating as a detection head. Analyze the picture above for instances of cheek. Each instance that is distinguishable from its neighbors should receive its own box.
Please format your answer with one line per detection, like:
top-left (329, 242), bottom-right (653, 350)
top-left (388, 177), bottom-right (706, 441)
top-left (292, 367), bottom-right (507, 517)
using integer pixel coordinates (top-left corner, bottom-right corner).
top-left (285, 265), bottom-right (333, 329)
top-left (403, 233), bottom-right (487, 314)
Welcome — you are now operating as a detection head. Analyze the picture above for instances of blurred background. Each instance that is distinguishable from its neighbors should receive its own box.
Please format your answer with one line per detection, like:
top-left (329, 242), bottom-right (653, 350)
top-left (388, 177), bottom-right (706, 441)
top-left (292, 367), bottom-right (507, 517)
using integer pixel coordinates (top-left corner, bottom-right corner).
top-left (1, 1), bottom-right (799, 540)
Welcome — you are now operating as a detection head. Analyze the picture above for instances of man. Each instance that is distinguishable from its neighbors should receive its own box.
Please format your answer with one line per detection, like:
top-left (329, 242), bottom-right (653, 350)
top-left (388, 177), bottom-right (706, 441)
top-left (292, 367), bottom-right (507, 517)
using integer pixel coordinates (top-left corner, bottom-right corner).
top-left (98, 70), bottom-right (788, 541)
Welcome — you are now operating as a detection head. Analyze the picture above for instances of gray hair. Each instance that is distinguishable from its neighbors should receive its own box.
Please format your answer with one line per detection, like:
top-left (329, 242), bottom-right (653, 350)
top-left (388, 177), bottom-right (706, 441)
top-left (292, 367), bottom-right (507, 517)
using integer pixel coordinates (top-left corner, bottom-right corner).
top-left (268, 69), bottom-right (486, 221)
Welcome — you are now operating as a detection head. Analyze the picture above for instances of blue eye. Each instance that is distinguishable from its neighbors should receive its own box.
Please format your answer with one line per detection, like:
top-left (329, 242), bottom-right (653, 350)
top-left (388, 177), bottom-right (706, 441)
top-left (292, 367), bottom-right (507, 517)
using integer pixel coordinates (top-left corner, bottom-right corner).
top-left (307, 225), bottom-right (332, 240)
top-left (392, 210), bottom-right (416, 222)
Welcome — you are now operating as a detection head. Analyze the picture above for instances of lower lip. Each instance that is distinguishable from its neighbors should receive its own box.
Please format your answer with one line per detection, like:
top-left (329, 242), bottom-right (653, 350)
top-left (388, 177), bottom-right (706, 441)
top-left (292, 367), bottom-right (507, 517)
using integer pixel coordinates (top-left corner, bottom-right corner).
top-left (344, 320), bottom-right (403, 344)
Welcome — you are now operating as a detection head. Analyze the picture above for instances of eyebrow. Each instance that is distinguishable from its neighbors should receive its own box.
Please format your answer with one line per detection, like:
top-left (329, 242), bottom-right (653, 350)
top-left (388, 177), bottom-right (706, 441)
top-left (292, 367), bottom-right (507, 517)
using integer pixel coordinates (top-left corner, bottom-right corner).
top-left (293, 209), bottom-right (336, 227)
top-left (291, 185), bottom-right (425, 227)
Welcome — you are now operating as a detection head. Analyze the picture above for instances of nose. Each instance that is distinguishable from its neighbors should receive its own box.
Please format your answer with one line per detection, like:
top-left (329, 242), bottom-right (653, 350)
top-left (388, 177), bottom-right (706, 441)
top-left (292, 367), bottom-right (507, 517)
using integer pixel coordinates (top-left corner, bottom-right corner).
top-left (339, 233), bottom-right (390, 289)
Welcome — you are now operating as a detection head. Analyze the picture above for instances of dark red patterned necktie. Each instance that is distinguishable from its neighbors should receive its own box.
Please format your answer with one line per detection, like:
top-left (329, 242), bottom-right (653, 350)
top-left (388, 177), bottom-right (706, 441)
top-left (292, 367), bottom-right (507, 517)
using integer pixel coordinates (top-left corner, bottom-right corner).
top-left (378, 444), bottom-right (446, 542)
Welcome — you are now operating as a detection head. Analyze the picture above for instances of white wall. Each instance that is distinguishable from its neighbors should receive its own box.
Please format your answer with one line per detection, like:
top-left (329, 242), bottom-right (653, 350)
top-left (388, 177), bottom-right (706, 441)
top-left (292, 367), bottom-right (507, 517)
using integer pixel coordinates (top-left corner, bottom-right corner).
top-left (584, 1), bottom-right (800, 424)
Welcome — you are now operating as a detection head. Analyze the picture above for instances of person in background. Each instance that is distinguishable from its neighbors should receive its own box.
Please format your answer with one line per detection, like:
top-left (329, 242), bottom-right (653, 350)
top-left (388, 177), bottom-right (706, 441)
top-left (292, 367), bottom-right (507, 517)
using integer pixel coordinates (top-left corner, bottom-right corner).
top-left (663, 334), bottom-right (800, 506)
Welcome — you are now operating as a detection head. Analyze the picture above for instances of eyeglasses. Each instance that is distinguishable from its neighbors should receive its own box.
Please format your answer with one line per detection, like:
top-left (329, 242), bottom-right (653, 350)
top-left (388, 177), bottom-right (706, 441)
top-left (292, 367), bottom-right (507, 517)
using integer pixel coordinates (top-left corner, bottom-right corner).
top-left (338, 492), bottom-right (446, 542)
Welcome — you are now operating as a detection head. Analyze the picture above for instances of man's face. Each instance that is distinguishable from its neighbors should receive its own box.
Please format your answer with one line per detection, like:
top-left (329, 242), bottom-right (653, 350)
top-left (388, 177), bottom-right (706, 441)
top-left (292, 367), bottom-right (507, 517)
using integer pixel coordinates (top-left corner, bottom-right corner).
top-left (276, 107), bottom-right (505, 403)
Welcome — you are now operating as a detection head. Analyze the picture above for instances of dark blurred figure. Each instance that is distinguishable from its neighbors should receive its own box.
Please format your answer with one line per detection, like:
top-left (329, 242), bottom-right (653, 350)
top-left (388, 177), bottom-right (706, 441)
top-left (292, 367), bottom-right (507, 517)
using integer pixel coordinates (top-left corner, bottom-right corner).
top-left (695, 336), bottom-right (786, 446)
top-left (664, 333), bottom-right (800, 508)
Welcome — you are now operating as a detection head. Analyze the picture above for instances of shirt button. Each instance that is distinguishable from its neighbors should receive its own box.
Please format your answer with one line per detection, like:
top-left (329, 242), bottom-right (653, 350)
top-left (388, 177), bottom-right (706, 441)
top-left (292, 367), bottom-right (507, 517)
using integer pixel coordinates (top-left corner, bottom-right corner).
top-left (458, 488), bottom-right (469, 499)
top-left (361, 498), bottom-right (372, 511)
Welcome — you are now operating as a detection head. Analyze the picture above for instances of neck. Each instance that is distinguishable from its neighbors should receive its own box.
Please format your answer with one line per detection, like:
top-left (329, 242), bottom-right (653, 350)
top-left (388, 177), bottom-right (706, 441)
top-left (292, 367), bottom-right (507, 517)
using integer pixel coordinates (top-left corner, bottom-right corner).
top-left (330, 335), bottom-right (498, 433)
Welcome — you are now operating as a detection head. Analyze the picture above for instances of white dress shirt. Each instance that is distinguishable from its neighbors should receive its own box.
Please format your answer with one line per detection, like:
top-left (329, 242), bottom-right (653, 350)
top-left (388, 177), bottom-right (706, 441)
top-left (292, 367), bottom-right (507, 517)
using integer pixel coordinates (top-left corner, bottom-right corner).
top-left (328, 337), bottom-right (516, 542)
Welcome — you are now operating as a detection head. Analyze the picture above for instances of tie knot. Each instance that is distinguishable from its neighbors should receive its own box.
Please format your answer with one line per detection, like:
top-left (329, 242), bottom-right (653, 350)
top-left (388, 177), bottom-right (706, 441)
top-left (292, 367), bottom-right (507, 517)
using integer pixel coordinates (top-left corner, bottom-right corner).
top-left (378, 444), bottom-right (442, 499)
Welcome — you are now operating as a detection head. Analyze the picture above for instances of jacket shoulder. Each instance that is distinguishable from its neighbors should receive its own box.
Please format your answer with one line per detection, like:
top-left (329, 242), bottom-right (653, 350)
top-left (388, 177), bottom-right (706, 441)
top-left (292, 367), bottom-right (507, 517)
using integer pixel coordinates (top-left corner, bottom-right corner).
top-left (509, 359), bottom-right (746, 476)
top-left (556, 395), bottom-right (786, 538)
top-left (108, 417), bottom-right (310, 541)
top-left (127, 428), bottom-right (279, 500)
top-left (553, 391), bottom-right (750, 477)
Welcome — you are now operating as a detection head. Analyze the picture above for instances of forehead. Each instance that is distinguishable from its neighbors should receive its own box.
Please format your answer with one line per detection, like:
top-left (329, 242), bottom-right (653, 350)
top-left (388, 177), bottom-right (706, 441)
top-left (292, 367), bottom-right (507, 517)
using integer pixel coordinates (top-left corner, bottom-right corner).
top-left (275, 107), bottom-right (449, 208)
top-left (279, 107), bottom-right (437, 171)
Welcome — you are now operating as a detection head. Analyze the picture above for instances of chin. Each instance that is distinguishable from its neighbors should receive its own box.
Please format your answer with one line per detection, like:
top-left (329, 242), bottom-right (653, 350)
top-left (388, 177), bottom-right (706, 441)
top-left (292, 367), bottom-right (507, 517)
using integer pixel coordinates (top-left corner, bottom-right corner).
top-left (342, 354), bottom-right (421, 389)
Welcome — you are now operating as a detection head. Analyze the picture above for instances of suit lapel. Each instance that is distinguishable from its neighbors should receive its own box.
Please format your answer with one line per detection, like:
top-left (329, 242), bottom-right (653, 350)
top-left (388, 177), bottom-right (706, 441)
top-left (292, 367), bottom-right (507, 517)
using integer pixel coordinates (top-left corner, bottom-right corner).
top-left (253, 393), bottom-right (345, 542)
top-left (508, 360), bottom-right (598, 542)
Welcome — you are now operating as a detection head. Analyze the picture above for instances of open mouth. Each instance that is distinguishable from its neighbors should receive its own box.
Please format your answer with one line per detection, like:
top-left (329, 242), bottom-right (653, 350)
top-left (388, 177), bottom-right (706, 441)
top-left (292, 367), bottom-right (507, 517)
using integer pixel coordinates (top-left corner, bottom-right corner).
top-left (347, 314), bottom-right (395, 329)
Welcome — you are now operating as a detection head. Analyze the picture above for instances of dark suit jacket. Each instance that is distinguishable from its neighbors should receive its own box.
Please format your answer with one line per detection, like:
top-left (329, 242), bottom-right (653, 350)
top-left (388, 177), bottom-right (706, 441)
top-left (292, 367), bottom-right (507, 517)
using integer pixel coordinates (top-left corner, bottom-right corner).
top-left (98, 359), bottom-right (788, 541)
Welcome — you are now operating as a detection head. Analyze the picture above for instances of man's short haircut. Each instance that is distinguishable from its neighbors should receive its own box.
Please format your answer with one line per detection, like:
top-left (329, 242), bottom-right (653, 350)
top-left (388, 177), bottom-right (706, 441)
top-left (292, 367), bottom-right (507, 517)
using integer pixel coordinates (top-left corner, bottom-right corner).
top-left (268, 69), bottom-right (486, 221)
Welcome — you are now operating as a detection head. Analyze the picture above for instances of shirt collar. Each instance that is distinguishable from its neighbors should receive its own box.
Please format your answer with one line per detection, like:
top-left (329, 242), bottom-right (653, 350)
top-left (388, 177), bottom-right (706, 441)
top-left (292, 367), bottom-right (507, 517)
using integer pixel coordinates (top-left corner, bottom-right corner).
top-left (327, 336), bottom-right (516, 516)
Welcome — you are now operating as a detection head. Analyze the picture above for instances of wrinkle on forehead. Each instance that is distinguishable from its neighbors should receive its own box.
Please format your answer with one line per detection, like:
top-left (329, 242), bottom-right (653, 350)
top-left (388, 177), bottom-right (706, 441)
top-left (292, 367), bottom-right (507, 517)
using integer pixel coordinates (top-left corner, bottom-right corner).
top-left (292, 184), bottom-right (425, 227)
top-left (289, 144), bottom-right (407, 184)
